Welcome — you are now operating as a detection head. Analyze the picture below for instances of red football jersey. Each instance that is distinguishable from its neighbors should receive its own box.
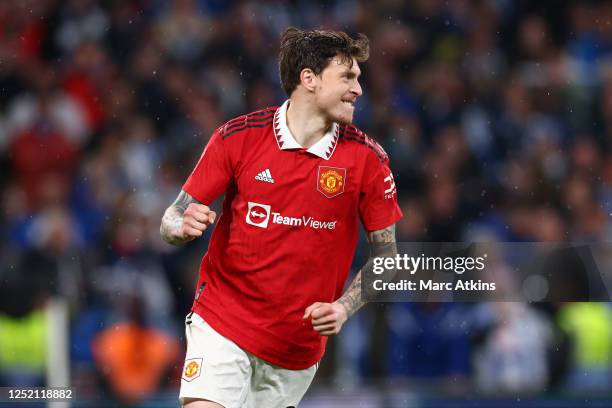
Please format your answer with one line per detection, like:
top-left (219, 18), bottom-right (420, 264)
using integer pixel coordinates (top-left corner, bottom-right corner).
top-left (183, 100), bottom-right (403, 369)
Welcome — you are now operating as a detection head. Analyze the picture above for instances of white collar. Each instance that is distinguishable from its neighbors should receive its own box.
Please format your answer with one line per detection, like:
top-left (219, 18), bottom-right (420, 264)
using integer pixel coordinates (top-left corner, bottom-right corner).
top-left (273, 100), bottom-right (339, 160)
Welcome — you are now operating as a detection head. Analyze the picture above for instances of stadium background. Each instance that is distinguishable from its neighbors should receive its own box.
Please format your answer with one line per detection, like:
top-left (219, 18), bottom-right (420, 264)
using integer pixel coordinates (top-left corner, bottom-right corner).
top-left (1, 0), bottom-right (612, 406)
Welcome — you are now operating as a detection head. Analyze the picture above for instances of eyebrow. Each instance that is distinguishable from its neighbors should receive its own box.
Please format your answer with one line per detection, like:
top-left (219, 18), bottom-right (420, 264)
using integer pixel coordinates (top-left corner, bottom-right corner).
top-left (344, 69), bottom-right (361, 78)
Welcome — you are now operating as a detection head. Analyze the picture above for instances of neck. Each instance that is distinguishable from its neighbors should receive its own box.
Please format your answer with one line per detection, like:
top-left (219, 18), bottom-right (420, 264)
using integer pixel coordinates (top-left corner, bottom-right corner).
top-left (286, 97), bottom-right (332, 148)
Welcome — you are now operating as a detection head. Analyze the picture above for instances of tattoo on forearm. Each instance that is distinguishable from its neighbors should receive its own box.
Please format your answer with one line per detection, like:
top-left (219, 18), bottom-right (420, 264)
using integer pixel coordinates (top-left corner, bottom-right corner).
top-left (172, 190), bottom-right (197, 212)
top-left (160, 190), bottom-right (200, 246)
top-left (337, 270), bottom-right (363, 318)
top-left (336, 224), bottom-right (397, 317)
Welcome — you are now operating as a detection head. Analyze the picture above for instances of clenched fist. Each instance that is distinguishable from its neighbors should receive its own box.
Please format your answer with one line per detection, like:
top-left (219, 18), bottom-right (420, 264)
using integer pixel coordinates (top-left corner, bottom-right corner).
top-left (303, 302), bottom-right (348, 336)
top-left (180, 203), bottom-right (216, 239)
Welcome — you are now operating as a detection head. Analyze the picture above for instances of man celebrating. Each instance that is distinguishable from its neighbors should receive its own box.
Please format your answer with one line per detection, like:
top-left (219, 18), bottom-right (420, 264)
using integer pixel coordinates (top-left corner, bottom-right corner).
top-left (161, 27), bottom-right (402, 408)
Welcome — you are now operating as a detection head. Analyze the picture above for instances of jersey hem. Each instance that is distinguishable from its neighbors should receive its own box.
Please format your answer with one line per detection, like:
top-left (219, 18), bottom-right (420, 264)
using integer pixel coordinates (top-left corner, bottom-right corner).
top-left (192, 302), bottom-right (324, 370)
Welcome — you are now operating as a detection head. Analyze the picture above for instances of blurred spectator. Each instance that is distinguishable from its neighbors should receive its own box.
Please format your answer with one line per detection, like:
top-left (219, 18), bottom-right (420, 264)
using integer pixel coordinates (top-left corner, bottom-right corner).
top-left (386, 303), bottom-right (470, 396)
top-left (6, 64), bottom-right (84, 211)
top-left (62, 42), bottom-right (111, 133)
top-left (91, 295), bottom-right (180, 405)
top-left (55, 0), bottom-right (109, 54)
top-left (471, 303), bottom-right (552, 395)
top-left (154, 0), bottom-right (209, 64)
top-left (0, 309), bottom-right (47, 387)
top-left (558, 303), bottom-right (612, 393)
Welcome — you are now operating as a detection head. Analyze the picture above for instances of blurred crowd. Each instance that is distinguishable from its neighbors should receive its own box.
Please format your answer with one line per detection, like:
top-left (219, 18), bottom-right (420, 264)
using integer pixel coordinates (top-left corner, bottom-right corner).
top-left (1, 0), bottom-right (612, 405)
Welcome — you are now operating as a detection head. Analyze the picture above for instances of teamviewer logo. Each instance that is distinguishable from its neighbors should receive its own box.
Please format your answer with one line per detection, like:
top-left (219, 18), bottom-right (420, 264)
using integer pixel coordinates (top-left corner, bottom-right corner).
top-left (246, 202), bottom-right (271, 228)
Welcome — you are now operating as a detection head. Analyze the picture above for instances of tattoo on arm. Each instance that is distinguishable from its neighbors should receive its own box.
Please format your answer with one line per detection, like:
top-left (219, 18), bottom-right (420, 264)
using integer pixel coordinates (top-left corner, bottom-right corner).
top-left (172, 190), bottom-right (198, 212)
top-left (336, 224), bottom-right (397, 318)
top-left (336, 271), bottom-right (363, 319)
top-left (160, 190), bottom-right (201, 246)
top-left (369, 226), bottom-right (396, 245)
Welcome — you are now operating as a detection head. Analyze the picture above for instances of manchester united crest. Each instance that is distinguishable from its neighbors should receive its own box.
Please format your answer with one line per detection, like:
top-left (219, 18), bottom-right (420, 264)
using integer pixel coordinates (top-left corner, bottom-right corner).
top-left (182, 358), bottom-right (203, 382)
top-left (317, 166), bottom-right (347, 198)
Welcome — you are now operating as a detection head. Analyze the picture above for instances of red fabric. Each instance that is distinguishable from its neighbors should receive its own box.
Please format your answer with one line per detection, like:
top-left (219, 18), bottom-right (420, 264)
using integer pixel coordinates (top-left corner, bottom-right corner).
top-left (19, 20), bottom-right (44, 60)
top-left (62, 71), bottom-right (105, 130)
top-left (10, 128), bottom-right (79, 210)
top-left (183, 106), bottom-right (402, 369)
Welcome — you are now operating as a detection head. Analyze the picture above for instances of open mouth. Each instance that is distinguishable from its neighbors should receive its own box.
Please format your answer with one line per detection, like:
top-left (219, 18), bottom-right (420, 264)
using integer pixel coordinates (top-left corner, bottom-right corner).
top-left (342, 100), bottom-right (355, 107)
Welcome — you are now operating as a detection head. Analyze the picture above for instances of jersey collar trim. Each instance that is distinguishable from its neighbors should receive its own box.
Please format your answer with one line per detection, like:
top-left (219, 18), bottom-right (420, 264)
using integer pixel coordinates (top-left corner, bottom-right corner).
top-left (273, 100), bottom-right (339, 160)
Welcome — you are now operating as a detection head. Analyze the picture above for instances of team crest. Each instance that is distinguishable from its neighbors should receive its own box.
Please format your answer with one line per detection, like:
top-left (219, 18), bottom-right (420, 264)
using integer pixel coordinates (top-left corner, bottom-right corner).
top-left (317, 166), bottom-right (346, 198)
top-left (182, 358), bottom-right (203, 382)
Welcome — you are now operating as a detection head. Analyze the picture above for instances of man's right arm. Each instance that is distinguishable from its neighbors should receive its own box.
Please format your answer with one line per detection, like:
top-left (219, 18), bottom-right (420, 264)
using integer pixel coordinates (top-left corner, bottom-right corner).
top-left (160, 190), bottom-right (217, 246)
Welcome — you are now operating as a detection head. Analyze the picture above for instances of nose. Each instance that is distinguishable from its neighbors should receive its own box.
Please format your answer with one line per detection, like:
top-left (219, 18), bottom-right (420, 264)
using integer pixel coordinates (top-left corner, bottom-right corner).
top-left (351, 80), bottom-right (362, 97)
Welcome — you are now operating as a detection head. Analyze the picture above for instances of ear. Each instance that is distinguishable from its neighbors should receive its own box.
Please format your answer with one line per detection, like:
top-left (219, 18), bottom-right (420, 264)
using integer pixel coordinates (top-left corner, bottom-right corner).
top-left (299, 68), bottom-right (317, 92)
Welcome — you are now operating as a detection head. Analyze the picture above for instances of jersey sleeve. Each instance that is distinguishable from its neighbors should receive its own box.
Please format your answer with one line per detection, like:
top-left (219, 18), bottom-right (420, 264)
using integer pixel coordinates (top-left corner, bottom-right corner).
top-left (182, 131), bottom-right (233, 205)
top-left (359, 153), bottom-right (403, 232)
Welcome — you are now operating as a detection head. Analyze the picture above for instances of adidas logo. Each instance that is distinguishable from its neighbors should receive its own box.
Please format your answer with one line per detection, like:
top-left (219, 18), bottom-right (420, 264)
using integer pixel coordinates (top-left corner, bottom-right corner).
top-left (255, 169), bottom-right (275, 183)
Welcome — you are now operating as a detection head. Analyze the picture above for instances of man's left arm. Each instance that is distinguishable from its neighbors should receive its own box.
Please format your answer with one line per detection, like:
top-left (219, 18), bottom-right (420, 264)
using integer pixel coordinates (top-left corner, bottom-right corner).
top-left (303, 224), bottom-right (397, 336)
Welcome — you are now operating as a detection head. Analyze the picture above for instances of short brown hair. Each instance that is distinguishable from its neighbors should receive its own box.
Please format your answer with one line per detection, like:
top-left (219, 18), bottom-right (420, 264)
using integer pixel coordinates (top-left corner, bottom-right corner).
top-left (279, 27), bottom-right (369, 96)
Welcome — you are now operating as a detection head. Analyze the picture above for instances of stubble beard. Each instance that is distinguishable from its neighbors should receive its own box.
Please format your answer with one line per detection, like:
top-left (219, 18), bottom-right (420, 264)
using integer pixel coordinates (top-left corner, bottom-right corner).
top-left (328, 105), bottom-right (354, 125)
top-left (316, 96), bottom-right (355, 125)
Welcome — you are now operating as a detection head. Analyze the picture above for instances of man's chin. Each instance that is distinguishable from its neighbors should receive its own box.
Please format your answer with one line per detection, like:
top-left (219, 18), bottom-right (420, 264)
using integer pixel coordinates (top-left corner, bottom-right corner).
top-left (332, 113), bottom-right (354, 125)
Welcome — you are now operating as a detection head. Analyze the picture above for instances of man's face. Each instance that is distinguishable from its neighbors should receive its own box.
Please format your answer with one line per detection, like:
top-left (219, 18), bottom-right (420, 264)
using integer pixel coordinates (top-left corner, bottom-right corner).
top-left (313, 56), bottom-right (362, 125)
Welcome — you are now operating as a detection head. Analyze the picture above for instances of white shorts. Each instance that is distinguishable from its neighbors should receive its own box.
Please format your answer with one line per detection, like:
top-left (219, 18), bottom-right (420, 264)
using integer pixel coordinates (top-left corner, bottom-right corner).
top-left (179, 312), bottom-right (318, 408)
